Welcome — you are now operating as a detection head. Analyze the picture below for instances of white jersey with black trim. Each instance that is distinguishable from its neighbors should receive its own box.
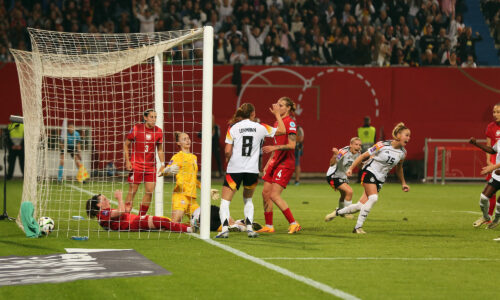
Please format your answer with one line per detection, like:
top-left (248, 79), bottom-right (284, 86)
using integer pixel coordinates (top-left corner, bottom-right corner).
top-left (326, 146), bottom-right (360, 179)
top-left (225, 119), bottom-right (277, 174)
top-left (492, 141), bottom-right (500, 181)
top-left (364, 140), bottom-right (406, 182)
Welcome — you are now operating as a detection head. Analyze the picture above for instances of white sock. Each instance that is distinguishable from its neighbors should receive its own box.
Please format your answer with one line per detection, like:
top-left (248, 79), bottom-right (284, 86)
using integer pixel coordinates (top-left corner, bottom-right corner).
top-left (355, 194), bottom-right (378, 229)
top-left (243, 197), bottom-right (254, 231)
top-left (479, 194), bottom-right (491, 220)
top-left (339, 200), bottom-right (345, 209)
top-left (344, 200), bottom-right (352, 208)
top-left (338, 202), bottom-right (362, 215)
top-left (219, 199), bottom-right (231, 232)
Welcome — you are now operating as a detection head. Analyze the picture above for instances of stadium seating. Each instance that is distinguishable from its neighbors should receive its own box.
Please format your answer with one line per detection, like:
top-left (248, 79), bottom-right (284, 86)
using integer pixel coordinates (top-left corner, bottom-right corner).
top-left (0, 0), bottom-right (496, 66)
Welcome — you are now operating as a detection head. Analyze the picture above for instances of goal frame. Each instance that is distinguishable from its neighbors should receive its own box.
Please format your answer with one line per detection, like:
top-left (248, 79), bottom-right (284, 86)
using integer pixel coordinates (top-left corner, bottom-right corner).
top-left (11, 26), bottom-right (214, 239)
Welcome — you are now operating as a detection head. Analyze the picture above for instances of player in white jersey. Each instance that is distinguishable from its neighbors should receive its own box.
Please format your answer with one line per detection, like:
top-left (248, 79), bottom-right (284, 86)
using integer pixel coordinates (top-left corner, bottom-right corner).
top-left (324, 137), bottom-right (362, 221)
top-left (327, 123), bottom-right (411, 234)
top-left (216, 103), bottom-right (285, 238)
top-left (468, 137), bottom-right (500, 232)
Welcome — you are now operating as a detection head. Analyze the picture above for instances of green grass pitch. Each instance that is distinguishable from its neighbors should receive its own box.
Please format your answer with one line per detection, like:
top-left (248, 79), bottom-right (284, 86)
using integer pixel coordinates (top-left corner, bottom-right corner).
top-left (1, 179), bottom-right (500, 299)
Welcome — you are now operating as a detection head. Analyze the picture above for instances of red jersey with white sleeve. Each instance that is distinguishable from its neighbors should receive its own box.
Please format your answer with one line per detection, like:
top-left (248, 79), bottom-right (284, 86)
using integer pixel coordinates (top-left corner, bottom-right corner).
top-left (486, 122), bottom-right (500, 164)
top-left (268, 115), bottom-right (297, 169)
top-left (126, 123), bottom-right (163, 172)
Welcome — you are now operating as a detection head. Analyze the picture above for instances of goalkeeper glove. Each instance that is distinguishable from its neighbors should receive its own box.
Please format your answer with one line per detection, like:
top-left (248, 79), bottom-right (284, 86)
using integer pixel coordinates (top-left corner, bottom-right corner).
top-left (210, 189), bottom-right (220, 201)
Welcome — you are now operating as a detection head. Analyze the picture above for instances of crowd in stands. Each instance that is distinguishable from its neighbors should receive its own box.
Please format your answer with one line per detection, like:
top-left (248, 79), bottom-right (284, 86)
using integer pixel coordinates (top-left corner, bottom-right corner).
top-left (482, 0), bottom-right (500, 55)
top-left (0, 0), bottom-right (484, 67)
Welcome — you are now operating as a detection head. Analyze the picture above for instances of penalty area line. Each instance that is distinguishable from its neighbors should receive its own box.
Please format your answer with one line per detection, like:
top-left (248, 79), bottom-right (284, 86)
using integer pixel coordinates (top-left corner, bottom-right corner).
top-left (191, 234), bottom-right (360, 300)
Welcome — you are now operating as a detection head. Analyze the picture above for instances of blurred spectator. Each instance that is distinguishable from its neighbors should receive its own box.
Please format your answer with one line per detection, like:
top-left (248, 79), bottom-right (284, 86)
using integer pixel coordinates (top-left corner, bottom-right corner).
top-left (461, 54), bottom-right (477, 67)
top-left (443, 51), bottom-right (458, 66)
top-left (133, 0), bottom-right (158, 33)
top-left (215, 31), bottom-right (232, 64)
top-left (243, 17), bottom-right (270, 65)
top-left (265, 51), bottom-right (284, 65)
top-left (457, 27), bottom-right (482, 62)
top-left (230, 43), bottom-right (248, 65)
top-left (422, 49), bottom-right (439, 66)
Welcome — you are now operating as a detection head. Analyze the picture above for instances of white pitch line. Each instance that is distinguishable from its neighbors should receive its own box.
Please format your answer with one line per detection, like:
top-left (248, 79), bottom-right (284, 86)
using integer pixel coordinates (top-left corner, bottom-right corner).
top-left (261, 257), bottom-right (500, 262)
top-left (196, 235), bottom-right (360, 300)
top-left (68, 184), bottom-right (359, 299)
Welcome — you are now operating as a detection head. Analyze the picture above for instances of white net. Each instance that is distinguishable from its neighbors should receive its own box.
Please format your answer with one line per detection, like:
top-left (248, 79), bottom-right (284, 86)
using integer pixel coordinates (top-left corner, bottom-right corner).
top-left (11, 27), bottom-right (212, 238)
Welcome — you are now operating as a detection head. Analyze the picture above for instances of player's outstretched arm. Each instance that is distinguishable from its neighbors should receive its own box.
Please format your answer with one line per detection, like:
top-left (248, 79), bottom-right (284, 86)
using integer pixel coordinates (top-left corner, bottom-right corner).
top-left (346, 151), bottom-right (371, 177)
top-left (109, 190), bottom-right (126, 219)
top-left (470, 137), bottom-right (496, 154)
top-left (396, 161), bottom-right (410, 192)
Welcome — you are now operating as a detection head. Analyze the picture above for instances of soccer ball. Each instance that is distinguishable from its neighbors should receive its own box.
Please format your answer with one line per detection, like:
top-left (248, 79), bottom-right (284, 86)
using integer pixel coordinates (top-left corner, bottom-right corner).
top-left (39, 217), bottom-right (55, 235)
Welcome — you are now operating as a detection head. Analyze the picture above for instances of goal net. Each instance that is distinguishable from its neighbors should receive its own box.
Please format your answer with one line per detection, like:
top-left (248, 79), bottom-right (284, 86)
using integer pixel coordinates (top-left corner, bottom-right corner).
top-left (424, 138), bottom-right (487, 183)
top-left (10, 27), bottom-right (213, 239)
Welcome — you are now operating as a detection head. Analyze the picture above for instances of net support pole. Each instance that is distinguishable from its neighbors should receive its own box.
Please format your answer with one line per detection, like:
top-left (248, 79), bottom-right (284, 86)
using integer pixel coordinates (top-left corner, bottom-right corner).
top-left (154, 53), bottom-right (164, 217)
top-left (200, 26), bottom-right (214, 240)
top-left (423, 138), bottom-right (428, 183)
top-left (441, 148), bottom-right (446, 185)
top-left (433, 147), bottom-right (438, 184)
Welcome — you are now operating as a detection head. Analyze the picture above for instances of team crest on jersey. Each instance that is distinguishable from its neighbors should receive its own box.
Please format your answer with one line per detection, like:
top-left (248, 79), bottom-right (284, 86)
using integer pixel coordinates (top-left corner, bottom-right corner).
top-left (146, 134), bottom-right (152, 140)
top-left (102, 210), bottom-right (109, 216)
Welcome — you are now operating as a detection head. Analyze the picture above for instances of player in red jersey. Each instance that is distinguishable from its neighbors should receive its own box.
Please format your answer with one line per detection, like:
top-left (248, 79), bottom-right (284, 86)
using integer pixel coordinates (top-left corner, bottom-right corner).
top-left (257, 97), bottom-right (301, 234)
top-left (124, 109), bottom-right (165, 215)
top-left (482, 103), bottom-right (500, 220)
top-left (86, 190), bottom-right (191, 232)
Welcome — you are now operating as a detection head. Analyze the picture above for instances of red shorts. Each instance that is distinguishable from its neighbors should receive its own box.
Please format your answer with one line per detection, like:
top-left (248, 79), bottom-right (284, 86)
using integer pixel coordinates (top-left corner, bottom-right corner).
top-left (262, 164), bottom-right (294, 188)
top-left (128, 169), bottom-right (156, 184)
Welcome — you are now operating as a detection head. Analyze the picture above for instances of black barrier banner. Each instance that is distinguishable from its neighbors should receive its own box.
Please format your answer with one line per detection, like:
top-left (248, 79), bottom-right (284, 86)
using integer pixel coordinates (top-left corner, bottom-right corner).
top-left (0, 248), bottom-right (171, 286)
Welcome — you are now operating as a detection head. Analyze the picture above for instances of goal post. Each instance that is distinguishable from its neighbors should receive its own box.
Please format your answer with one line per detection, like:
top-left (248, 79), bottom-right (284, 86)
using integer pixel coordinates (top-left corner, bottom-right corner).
top-left (10, 26), bottom-right (214, 238)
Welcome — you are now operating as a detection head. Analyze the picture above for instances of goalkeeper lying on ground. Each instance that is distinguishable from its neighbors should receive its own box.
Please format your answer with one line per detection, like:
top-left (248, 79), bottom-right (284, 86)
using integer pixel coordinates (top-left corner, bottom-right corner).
top-left (190, 189), bottom-right (262, 232)
top-left (86, 190), bottom-right (192, 232)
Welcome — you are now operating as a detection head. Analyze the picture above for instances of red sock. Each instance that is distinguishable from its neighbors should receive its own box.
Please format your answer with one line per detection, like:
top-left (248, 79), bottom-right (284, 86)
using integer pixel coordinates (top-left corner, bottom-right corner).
top-left (139, 204), bottom-right (149, 216)
top-left (152, 216), bottom-right (189, 232)
top-left (264, 211), bottom-right (273, 226)
top-left (489, 195), bottom-right (496, 216)
top-left (281, 208), bottom-right (295, 224)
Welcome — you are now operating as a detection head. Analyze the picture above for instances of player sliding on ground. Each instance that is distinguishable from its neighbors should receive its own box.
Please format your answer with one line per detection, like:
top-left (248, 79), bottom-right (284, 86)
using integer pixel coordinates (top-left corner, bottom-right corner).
top-left (258, 97), bottom-right (302, 234)
top-left (328, 123), bottom-right (410, 234)
top-left (124, 109), bottom-right (165, 216)
top-left (160, 132), bottom-right (200, 223)
top-left (324, 137), bottom-right (362, 221)
top-left (86, 190), bottom-right (191, 232)
top-left (468, 137), bottom-right (500, 229)
top-left (216, 103), bottom-right (285, 238)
